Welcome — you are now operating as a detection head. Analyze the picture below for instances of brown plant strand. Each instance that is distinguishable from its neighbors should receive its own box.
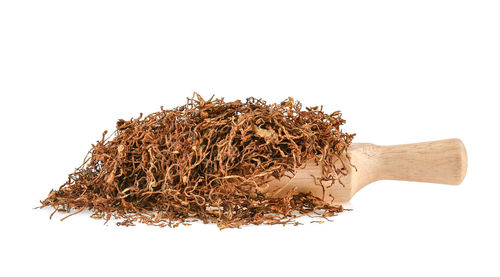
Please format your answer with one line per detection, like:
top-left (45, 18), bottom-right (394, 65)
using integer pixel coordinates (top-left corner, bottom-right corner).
top-left (40, 94), bottom-right (355, 229)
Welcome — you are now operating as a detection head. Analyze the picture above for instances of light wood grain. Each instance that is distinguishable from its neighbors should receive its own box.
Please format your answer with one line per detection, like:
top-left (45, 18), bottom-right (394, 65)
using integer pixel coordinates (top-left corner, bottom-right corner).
top-left (266, 139), bottom-right (467, 202)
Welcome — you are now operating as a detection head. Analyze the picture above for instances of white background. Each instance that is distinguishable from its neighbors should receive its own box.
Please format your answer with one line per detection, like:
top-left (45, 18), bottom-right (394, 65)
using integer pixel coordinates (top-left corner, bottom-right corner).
top-left (1, 1), bottom-right (499, 276)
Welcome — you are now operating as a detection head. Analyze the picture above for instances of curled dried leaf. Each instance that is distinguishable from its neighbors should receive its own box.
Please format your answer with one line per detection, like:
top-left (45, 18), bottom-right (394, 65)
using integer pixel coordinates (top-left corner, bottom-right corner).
top-left (252, 124), bottom-right (275, 141)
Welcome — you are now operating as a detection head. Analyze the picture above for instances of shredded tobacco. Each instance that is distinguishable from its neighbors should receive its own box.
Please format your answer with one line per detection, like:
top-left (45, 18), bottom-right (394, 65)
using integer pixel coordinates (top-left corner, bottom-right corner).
top-left (40, 94), bottom-right (354, 228)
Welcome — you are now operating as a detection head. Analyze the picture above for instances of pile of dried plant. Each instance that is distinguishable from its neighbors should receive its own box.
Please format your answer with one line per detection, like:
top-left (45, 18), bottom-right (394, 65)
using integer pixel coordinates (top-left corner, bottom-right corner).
top-left (41, 94), bottom-right (354, 228)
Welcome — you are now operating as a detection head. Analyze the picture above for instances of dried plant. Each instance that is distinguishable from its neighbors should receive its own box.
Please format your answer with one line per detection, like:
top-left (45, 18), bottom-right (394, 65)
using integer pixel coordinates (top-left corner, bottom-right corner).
top-left (40, 94), bottom-right (354, 228)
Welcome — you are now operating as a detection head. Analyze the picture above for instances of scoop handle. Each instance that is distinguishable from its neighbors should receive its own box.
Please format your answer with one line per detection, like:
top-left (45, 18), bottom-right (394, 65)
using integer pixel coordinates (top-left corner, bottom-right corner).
top-left (373, 139), bottom-right (467, 185)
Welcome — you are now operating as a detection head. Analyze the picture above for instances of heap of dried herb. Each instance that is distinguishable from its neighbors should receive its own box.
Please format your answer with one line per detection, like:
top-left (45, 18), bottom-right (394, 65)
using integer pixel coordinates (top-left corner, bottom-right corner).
top-left (41, 94), bottom-right (354, 228)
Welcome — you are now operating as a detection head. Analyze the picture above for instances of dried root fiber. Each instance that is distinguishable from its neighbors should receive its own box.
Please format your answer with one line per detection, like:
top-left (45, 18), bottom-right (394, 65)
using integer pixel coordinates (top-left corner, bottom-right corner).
top-left (40, 94), bottom-right (354, 228)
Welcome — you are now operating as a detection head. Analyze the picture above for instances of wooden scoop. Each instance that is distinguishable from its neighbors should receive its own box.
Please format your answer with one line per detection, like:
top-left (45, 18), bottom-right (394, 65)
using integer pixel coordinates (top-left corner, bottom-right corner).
top-left (266, 139), bottom-right (467, 202)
